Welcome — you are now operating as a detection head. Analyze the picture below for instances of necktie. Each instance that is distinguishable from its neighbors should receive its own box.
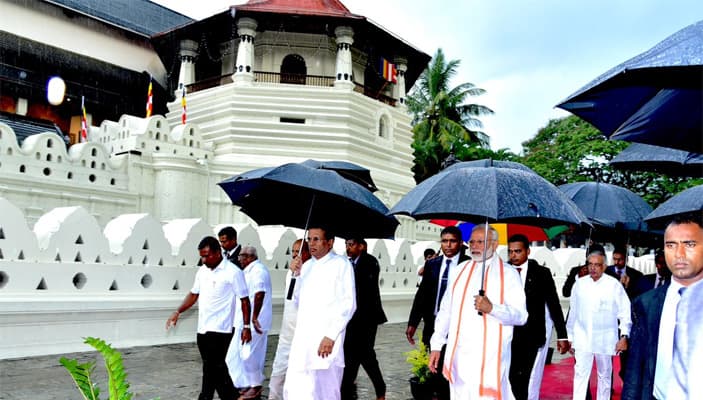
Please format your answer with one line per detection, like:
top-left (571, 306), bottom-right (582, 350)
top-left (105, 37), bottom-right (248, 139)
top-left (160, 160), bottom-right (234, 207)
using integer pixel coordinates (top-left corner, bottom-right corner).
top-left (656, 276), bottom-right (664, 288)
top-left (436, 258), bottom-right (451, 313)
top-left (672, 287), bottom-right (688, 395)
top-left (517, 268), bottom-right (522, 273)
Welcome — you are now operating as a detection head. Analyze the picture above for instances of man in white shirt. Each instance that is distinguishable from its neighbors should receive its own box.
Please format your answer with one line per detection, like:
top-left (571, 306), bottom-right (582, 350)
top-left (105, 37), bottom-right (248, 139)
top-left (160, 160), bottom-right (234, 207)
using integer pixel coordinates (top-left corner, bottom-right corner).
top-left (429, 224), bottom-right (527, 399)
top-left (226, 246), bottom-right (272, 400)
top-left (567, 249), bottom-right (630, 400)
top-left (165, 236), bottom-right (251, 400)
top-left (283, 226), bottom-right (356, 400)
top-left (268, 239), bottom-right (310, 400)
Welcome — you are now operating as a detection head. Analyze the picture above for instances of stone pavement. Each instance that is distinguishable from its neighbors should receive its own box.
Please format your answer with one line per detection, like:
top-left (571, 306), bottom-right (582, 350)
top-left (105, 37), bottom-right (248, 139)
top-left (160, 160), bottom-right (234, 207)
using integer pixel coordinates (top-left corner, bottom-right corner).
top-left (0, 323), bottom-right (419, 400)
top-left (0, 321), bottom-right (569, 399)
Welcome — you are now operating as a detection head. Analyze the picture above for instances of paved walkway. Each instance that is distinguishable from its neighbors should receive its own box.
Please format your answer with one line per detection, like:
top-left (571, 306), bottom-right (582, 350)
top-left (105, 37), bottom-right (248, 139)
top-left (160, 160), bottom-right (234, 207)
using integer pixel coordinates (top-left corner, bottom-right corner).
top-left (0, 322), bottom-right (570, 399)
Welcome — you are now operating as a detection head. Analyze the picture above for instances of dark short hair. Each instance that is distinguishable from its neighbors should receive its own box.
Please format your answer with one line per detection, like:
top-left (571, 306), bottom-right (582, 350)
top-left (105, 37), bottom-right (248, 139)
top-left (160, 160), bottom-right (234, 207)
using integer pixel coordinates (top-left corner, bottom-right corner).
top-left (424, 248), bottom-right (436, 258)
top-left (440, 226), bottom-right (462, 240)
top-left (613, 245), bottom-right (627, 256)
top-left (507, 234), bottom-right (529, 249)
top-left (655, 249), bottom-right (665, 258)
top-left (217, 226), bottom-right (237, 240)
top-left (667, 214), bottom-right (703, 230)
top-left (198, 236), bottom-right (221, 253)
top-left (347, 237), bottom-right (367, 246)
top-left (308, 225), bottom-right (334, 240)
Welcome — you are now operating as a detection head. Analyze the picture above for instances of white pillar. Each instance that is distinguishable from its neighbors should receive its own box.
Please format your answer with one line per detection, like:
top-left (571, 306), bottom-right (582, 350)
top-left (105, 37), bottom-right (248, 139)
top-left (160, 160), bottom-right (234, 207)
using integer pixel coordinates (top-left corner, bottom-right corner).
top-left (334, 26), bottom-right (354, 90)
top-left (175, 39), bottom-right (198, 96)
top-left (233, 17), bottom-right (258, 85)
top-left (394, 57), bottom-right (408, 108)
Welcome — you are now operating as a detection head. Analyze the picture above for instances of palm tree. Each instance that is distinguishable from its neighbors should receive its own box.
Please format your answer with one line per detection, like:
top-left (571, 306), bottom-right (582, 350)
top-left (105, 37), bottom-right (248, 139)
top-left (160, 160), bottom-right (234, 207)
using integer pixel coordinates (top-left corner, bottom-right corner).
top-left (407, 48), bottom-right (494, 182)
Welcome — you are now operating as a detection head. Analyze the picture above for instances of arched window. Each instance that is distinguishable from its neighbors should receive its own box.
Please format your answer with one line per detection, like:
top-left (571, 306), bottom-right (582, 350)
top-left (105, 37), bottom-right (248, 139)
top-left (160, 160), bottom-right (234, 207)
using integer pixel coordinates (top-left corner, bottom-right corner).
top-left (280, 54), bottom-right (307, 85)
top-left (378, 115), bottom-right (390, 138)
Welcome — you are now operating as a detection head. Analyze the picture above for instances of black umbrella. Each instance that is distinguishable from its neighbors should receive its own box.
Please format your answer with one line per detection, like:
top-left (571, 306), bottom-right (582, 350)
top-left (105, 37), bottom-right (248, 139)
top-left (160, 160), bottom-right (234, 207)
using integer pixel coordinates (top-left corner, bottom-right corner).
top-left (443, 158), bottom-right (537, 174)
top-left (559, 182), bottom-right (652, 232)
top-left (389, 166), bottom-right (588, 307)
top-left (218, 163), bottom-right (397, 239)
top-left (610, 143), bottom-right (703, 177)
top-left (300, 159), bottom-right (378, 192)
top-left (557, 20), bottom-right (703, 153)
top-left (390, 167), bottom-right (588, 227)
top-left (644, 184), bottom-right (703, 226)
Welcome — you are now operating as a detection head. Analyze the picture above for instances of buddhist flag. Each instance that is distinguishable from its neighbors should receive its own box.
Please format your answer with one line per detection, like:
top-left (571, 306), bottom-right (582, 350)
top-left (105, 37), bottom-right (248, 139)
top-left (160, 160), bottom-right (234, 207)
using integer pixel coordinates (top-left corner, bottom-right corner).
top-left (80, 96), bottom-right (88, 142)
top-left (181, 87), bottom-right (187, 124)
top-left (379, 58), bottom-right (397, 84)
top-left (145, 77), bottom-right (153, 117)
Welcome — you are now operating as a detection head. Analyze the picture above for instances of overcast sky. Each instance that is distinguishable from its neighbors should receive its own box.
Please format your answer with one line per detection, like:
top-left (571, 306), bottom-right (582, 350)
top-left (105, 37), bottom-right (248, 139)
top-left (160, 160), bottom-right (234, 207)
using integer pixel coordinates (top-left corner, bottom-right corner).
top-left (152, 0), bottom-right (703, 154)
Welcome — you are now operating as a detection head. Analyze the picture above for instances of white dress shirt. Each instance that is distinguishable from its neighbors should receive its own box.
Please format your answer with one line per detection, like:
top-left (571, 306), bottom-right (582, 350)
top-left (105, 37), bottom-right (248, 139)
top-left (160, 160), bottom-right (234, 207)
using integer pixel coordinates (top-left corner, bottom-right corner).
top-left (653, 279), bottom-right (684, 399)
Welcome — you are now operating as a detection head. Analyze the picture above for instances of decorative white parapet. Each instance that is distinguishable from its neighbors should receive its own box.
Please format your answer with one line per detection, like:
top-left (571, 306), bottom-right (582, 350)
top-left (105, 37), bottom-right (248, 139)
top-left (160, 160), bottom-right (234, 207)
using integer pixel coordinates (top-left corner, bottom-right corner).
top-left (0, 196), bottom-right (657, 360)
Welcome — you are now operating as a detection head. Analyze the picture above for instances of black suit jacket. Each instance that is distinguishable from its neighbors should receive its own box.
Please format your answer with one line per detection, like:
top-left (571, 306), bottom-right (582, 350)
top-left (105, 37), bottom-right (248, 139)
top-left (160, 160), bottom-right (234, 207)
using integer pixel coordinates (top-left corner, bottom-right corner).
top-left (605, 265), bottom-right (644, 298)
top-left (512, 259), bottom-right (568, 349)
top-left (633, 273), bottom-right (670, 298)
top-left (225, 244), bottom-right (241, 267)
top-left (349, 252), bottom-right (387, 326)
top-left (621, 282), bottom-right (669, 400)
top-left (408, 253), bottom-right (470, 346)
top-left (562, 264), bottom-right (586, 298)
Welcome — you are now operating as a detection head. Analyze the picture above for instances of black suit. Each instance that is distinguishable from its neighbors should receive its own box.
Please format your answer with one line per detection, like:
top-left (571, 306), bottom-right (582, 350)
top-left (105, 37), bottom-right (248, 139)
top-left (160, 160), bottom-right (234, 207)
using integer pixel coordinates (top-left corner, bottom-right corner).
top-left (562, 264), bottom-right (586, 297)
top-left (408, 253), bottom-right (470, 347)
top-left (342, 252), bottom-right (387, 399)
top-left (605, 265), bottom-right (644, 299)
top-left (510, 259), bottom-right (568, 400)
top-left (633, 273), bottom-right (670, 298)
top-left (407, 253), bottom-right (470, 400)
top-left (622, 283), bottom-right (669, 400)
top-left (224, 244), bottom-right (241, 267)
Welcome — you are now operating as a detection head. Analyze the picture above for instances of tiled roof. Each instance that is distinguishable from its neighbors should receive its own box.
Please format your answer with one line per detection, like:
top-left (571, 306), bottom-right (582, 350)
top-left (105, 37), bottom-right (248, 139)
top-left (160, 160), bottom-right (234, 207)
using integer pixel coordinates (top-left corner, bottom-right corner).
top-left (0, 112), bottom-right (67, 145)
top-left (42, 0), bottom-right (193, 36)
top-left (235, 0), bottom-right (361, 18)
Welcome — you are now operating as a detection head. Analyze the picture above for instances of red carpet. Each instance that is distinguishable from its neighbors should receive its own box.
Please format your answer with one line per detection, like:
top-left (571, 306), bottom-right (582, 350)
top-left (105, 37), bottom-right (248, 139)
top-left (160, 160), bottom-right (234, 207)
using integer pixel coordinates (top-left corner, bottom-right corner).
top-left (539, 355), bottom-right (623, 400)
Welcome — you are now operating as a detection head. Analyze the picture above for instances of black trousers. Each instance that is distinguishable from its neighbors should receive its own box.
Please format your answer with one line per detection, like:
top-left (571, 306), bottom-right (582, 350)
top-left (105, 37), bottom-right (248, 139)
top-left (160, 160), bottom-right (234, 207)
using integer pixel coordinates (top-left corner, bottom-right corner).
top-left (429, 344), bottom-right (450, 400)
top-left (509, 344), bottom-right (540, 400)
top-left (196, 330), bottom-right (236, 400)
top-left (341, 323), bottom-right (386, 399)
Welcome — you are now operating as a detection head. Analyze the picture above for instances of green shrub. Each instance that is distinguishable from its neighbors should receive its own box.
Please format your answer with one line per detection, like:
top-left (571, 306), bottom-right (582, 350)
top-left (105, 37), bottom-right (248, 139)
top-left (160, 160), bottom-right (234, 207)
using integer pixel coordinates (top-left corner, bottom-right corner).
top-left (404, 335), bottom-right (432, 384)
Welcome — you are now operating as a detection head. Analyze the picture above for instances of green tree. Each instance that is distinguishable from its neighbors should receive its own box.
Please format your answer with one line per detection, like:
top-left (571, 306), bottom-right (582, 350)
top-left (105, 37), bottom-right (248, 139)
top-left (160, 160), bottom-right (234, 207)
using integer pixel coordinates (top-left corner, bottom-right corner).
top-left (521, 115), bottom-right (701, 207)
top-left (407, 48), bottom-right (494, 182)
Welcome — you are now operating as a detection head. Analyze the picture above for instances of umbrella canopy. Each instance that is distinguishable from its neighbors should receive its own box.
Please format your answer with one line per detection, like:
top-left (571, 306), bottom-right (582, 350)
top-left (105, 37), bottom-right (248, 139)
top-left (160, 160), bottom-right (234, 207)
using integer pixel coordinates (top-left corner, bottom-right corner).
top-left (559, 181), bottom-right (652, 232)
top-left (300, 159), bottom-right (378, 192)
top-left (390, 167), bottom-right (589, 227)
top-left (443, 159), bottom-right (536, 174)
top-left (557, 20), bottom-right (703, 153)
top-left (644, 184), bottom-right (703, 226)
top-left (610, 143), bottom-right (703, 177)
top-left (218, 163), bottom-right (398, 239)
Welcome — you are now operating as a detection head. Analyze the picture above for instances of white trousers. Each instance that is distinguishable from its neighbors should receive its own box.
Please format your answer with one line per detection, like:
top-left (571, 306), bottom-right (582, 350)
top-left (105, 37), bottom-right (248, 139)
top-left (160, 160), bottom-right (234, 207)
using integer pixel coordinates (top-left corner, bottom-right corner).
top-left (225, 328), bottom-right (268, 388)
top-left (573, 351), bottom-right (612, 400)
top-left (283, 366), bottom-right (343, 400)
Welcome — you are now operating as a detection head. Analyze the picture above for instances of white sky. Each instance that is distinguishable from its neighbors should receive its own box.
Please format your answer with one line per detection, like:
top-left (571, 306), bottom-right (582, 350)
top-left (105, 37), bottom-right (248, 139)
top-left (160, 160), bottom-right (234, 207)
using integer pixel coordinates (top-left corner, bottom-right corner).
top-left (153, 0), bottom-right (703, 154)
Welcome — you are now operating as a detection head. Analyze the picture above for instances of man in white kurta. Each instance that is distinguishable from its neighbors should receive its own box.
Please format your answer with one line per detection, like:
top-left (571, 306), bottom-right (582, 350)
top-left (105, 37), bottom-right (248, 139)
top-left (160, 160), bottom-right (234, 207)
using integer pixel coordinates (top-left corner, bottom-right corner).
top-left (430, 225), bottom-right (527, 400)
top-left (284, 227), bottom-right (356, 400)
top-left (268, 239), bottom-right (310, 400)
top-left (226, 246), bottom-right (272, 399)
top-left (567, 250), bottom-right (631, 400)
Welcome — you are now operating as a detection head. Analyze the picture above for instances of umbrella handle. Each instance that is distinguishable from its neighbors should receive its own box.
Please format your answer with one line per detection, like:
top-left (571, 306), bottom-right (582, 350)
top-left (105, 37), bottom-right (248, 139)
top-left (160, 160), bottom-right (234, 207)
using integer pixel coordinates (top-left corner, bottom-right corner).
top-left (286, 278), bottom-right (296, 300)
top-left (477, 289), bottom-right (485, 316)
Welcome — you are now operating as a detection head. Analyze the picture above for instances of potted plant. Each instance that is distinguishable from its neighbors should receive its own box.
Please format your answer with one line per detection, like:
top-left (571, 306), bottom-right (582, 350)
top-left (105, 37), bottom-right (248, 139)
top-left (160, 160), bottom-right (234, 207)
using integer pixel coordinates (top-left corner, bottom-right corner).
top-left (404, 335), bottom-right (434, 400)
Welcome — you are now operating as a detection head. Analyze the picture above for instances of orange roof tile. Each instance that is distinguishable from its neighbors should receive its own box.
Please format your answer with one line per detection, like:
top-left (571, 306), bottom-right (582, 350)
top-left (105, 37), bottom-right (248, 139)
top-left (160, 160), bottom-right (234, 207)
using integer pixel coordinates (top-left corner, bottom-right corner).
top-left (235, 0), bottom-right (362, 18)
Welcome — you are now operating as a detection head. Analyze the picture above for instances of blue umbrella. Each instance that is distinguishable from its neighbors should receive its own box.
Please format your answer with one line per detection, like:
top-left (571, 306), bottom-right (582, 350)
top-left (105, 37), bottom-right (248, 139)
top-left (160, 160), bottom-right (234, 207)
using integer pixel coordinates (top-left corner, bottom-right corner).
top-left (644, 184), bottom-right (703, 226)
top-left (557, 20), bottom-right (703, 153)
top-left (610, 143), bottom-right (703, 177)
top-left (300, 159), bottom-right (378, 192)
top-left (218, 163), bottom-right (398, 239)
top-left (389, 167), bottom-right (588, 227)
top-left (559, 182), bottom-right (652, 232)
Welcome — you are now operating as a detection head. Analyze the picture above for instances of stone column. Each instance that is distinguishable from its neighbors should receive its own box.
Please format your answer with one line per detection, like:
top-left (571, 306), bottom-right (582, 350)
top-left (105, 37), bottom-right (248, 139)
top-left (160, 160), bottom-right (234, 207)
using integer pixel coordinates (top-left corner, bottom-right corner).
top-left (233, 17), bottom-right (258, 85)
top-left (334, 26), bottom-right (354, 89)
top-left (175, 39), bottom-right (198, 96)
top-left (393, 57), bottom-right (408, 107)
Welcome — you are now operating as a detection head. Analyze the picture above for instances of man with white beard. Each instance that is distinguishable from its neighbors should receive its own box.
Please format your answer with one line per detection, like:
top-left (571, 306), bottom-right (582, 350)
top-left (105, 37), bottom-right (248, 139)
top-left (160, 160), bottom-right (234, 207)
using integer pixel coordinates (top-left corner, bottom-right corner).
top-left (429, 224), bottom-right (528, 399)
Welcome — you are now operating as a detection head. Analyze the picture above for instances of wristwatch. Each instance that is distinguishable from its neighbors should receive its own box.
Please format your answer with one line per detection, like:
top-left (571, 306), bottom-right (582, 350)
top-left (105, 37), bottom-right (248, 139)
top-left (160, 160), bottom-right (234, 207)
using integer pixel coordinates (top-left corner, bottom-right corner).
top-left (243, 324), bottom-right (251, 329)
top-left (620, 334), bottom-right (629, 339)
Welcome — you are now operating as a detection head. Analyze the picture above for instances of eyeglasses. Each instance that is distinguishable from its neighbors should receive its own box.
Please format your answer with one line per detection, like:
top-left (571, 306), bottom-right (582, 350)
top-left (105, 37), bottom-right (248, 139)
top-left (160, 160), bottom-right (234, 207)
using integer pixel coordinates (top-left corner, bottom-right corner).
top-left (238, 253), bottom-right (253, 258)
top-left (587, 262), bottom-right (604, 267)
top-left (469, 239), bottom-right (492, 246)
